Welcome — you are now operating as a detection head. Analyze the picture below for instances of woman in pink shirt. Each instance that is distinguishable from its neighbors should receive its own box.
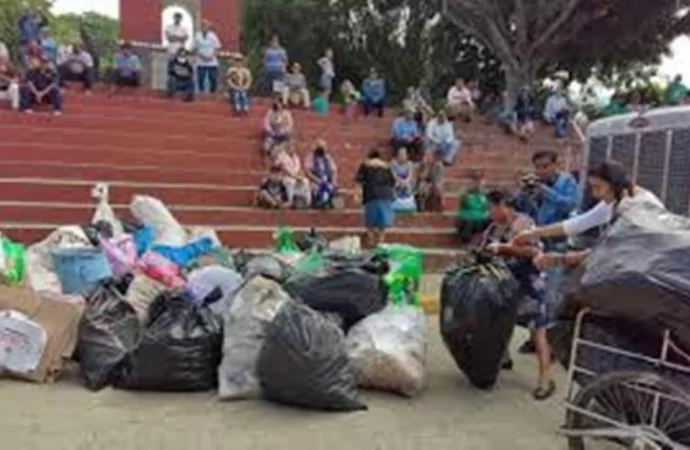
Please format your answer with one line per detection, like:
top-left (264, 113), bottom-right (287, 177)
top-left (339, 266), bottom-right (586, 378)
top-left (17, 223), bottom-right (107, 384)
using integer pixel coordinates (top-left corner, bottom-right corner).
top-left (263, 100), bottom-right (294, 156)
top-left (445, 78), bottom-right (475, 122)
top-left (274, 142), bottom-right (311, 208)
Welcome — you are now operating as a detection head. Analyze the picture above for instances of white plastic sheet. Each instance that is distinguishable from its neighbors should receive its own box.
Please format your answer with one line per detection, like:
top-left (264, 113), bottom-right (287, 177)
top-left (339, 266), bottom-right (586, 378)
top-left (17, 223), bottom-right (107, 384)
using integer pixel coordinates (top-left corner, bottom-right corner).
top-left (130, 195), bottom-right (187, 247)
top-left (218, 276), bottom-right (290, 400)
top-left (345, 304), bottom-right (427, 397)
top-left (91, 183), bottom-right (124, 237)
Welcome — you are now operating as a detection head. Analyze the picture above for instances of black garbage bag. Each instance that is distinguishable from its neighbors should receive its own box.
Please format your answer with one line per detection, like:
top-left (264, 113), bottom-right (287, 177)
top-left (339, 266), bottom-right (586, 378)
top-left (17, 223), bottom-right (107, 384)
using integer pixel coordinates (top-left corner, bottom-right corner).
top-left (573, 199), bottom-right (690, 351)
top-left (78, 281), bottom-right (141, 390)
top-left (296, 227), bottom-right (328, 252)
top-left (115, 291), bottom-right (223, 392)
top-left (284, 267), bottom-right (387, 330)
top-left (257, 301), bottom-right (366, 411)
top-left (440, 253), bottom-right (521, 390)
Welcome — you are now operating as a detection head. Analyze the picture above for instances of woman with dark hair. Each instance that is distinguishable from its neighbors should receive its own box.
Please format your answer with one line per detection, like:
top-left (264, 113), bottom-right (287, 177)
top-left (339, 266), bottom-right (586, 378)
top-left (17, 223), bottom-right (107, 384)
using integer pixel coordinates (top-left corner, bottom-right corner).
top-left (355, 149), bottom-right (395, 247)
top-left (513, 160), bottom-right (663, 268)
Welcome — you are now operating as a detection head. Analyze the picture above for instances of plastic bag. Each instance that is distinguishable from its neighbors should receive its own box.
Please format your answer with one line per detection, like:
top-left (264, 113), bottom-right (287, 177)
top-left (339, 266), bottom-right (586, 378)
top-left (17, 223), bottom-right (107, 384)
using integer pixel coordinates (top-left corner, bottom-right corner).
top-left (218, 276), bottom-right (290, 399)
top-left (99, 235), bottom-right (137, 277)
top-left (295, 228), bottom-right (328, 252)
top-left (77, 282), bottom-right (141, 390)
top-left (124, 274), bottom-right (167, 323)
top-left (52, 247), bottom-right (113, 295)
top-left (284, 268), bottom-right (387, 330)
top-left (186, 265), bottom-right (243, 315)
top-left (0, 310), bottom-right (47, 373)
top-left (242, 255), bottom-right (293, 283)
top-left (115, 291), bottom-right (223, 392)
top-left (187, 227), bottom-right (222, 248)
top-left (151, 237), bottom-right (214, 268)
top-left (345, 304), bottom-right (427, 397)
top-left (274, 227), bottom-right (301, 254)
top-left (26, 226), bottom-right (92, 294)
top-left (257, 301), bottom-right (366, 411)
top-left (328, 236), bottom-right (361, 255)
top-left (0, 236), bottom-right (26, 285)
top-left (572, 199), bottom-right (690, 350)
top-left (440, 255), bottom-right (520, 390)
top-left (375, 244), bottom-right (423, 306)
top-left (138, 251), bottom-right (185, 288)
top-left (130, 195), bottom-right (187, 247)
top-left (91, 183), bottom-right (124, 237)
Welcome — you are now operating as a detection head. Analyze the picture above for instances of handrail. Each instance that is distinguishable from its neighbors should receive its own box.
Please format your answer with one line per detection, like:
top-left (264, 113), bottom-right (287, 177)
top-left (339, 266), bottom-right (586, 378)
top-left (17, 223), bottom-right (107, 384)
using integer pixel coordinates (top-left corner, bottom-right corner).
top-left (571, 117), bottom-right (586, 144)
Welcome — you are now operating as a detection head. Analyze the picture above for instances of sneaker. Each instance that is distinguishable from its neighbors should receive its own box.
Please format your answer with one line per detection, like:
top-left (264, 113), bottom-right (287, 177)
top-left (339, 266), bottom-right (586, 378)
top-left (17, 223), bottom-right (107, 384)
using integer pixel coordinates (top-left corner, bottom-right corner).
top-left (24, 109), bottom-right (34, 114)
top-left (53, 111), bottom-right (62, 116)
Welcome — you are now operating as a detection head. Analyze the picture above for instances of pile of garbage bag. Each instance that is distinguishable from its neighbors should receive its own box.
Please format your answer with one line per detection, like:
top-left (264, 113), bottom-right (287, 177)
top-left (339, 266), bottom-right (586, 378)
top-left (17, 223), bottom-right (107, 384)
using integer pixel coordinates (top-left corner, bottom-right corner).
top-left (0, 186), bottom-right (430, 412)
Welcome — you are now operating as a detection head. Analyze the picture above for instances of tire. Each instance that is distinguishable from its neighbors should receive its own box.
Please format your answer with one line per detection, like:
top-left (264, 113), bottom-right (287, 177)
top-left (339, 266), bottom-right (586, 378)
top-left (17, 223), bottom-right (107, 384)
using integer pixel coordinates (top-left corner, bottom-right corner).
top-left (564, 370), bottom-right (690, 450)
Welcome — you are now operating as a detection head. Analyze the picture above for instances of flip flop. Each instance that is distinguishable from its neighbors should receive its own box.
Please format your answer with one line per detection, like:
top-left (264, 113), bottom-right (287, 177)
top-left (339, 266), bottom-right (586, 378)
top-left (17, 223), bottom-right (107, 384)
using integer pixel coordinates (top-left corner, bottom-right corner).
top-left (532, 380), bottom-right (556, 401)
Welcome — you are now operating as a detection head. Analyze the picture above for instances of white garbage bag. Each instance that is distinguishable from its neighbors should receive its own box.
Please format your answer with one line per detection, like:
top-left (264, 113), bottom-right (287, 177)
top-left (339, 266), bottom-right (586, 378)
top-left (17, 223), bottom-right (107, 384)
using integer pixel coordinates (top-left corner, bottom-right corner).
top-left (26, 226), bottom-right (92, 294)
top-left (218, 276), bottom-right (290, 400)
top-left (91, 183), bottom-right (124, 237)
top-left (187, 265), bottom-right (243, 316)
top-left (129, 195), bottom-right (187, 247)
top-left (345, 304), bottom-right (427, 397)
top-left (328, 236), bottom-right (361, 254)
top-left (0, 310), bottom-right (47, 374)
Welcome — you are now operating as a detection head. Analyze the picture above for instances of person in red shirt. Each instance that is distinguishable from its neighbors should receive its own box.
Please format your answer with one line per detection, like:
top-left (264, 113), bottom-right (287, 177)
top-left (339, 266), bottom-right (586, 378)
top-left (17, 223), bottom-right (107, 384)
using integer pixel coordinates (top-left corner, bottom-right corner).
top-left (0, 55), bottom-right (19, 110)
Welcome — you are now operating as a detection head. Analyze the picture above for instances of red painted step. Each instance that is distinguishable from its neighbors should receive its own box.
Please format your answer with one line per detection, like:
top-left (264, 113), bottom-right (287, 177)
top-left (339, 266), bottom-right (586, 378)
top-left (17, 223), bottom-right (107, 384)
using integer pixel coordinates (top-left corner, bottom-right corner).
top-left (0, 180), bottom-right (464, 210)
top-left (0, 203), bottom-right (456, 229)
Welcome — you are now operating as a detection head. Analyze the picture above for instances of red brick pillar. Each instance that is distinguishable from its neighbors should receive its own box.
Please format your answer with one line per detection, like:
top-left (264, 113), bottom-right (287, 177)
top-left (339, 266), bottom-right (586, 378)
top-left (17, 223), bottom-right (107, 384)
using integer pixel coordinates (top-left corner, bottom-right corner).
top-left (120, 0), bottom-right (163, 44)
top-left (200, 0), bottom-right (241, 51)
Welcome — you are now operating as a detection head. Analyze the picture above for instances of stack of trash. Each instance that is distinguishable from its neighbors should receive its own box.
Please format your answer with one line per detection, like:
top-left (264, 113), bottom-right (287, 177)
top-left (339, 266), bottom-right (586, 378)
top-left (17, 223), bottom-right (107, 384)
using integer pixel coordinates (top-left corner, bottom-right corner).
top-left (0, 183), bottom-right (429, 411)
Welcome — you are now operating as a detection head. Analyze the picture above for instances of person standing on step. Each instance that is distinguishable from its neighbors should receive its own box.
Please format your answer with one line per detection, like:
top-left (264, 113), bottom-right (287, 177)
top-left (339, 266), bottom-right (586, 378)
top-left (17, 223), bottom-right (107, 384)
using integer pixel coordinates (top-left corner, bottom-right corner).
top-left (194, 20), bottom-right (221, 94)
top-left (316, 48), bottom-right (335, 98)
top-left (355, 149), bottom-right (396, 247)
top-left (0, 54), bottom-right (20, 111)
top-left (166, 48), bottom-right (195, 102)
top-left (17, 3), bottom-right (47, 67)
top-left (108, 42), bottom-right (142, 94)
top-left (20, 55), bottom-right (62, 115)
top-left (58, 42), bottom-right (94, 94)
top-left (226, 53), bottom-right (252, 114)
top-left (165, 12), bottom-right (189, 56)
top-left (263, 35), bottom-right (288, 96)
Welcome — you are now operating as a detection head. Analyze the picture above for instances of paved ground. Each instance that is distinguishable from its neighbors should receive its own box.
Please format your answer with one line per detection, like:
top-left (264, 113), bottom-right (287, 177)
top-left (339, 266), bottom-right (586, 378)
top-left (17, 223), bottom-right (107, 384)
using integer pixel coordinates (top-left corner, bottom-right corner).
top-left (0, 322), bottom-right (572, 450)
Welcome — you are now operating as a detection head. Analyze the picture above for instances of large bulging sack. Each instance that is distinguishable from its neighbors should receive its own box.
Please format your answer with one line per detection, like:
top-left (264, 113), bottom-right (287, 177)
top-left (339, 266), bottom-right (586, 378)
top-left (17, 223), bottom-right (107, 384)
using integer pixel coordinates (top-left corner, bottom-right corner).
top-left (26, 226), bottom-right (92, 294)
top-left (440, 257), bottom-right (520, 390)
top-left (77, 282), bottom-right (141, 390)
top-left (218, 276), bottom-right (290, 400)
top-left (115, 292), bottom-right (223, 392)
top-left (186, 265), bottom-right (243, 315)
top-left (257, 301), bottom-right (366, 411)
top-left (129, 195), bottom-right (187, 247)
top-left (284, 268), bottom-right (387, 330)
top-left (345, 304), bottom-right (427, 397)
top-left (573, 200), bottom-right (690, 351)
top-left (240, 255), bottom-right (293, 283)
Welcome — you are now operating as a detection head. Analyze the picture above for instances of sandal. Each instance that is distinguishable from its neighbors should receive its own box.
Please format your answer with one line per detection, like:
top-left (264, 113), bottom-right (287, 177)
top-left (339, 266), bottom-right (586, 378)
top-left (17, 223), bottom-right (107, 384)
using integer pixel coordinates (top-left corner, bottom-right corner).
top-left (532, 380), bottom-right (556, 401)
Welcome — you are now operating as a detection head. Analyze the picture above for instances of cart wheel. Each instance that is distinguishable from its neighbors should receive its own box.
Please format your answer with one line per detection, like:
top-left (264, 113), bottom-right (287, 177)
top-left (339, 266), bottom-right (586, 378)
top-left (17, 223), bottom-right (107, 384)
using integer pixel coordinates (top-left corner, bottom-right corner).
top-left (565, 371), bottom-right (690, 450)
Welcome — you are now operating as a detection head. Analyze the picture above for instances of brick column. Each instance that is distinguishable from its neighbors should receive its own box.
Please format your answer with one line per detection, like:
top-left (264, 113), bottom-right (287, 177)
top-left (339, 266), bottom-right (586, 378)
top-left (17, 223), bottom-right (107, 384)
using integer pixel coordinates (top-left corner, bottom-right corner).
top-left (120, 0), bottom-right (163, 44)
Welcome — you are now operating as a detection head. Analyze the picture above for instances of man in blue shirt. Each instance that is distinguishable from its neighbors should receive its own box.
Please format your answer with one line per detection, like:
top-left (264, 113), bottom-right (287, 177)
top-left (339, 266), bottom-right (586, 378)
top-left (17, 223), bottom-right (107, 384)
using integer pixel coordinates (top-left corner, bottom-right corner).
top-left (361, 68), bottom-right (386, 117)
top-left (390, 109), bottom-right (423, 160)
top-left (39, 28), bottom-right (58, 64)
top-left (108, 42), bottom-right (142, 93)
top-left (18, 5), bottom-right (46, 66)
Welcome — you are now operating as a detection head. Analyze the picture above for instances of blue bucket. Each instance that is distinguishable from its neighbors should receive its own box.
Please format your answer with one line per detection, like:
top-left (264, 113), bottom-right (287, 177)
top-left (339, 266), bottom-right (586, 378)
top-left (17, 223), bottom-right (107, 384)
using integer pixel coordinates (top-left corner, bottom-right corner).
top-left (52, 247), bottom-right (113, 295)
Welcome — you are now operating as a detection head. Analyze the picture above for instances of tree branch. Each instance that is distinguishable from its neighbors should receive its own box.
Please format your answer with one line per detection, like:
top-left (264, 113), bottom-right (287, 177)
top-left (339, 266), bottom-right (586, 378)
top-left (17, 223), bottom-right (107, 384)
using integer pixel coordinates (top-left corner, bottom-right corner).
top-left (514, 0), bottom-right (528, 55)
top-left (530, 0), bottom-right (582, 54)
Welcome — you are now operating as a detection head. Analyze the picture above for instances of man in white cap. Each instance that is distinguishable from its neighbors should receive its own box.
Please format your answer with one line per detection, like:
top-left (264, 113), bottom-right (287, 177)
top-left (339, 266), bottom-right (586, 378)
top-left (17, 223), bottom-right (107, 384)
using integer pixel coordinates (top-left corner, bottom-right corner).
top-left (164, 12), bottom-right (189, 56)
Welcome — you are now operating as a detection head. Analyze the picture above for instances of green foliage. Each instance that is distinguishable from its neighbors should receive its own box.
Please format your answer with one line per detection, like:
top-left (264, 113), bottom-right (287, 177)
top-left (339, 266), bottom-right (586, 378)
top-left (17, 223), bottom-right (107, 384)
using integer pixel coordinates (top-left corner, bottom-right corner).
top-left (0, 0), bottom-right (51, 60)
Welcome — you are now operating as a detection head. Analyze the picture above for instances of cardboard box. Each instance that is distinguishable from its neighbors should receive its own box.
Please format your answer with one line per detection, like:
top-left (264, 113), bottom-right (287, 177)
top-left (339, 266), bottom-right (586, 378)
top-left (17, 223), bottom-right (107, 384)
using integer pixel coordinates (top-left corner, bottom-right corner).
top-left (0, 286), bottom-right (84, 383)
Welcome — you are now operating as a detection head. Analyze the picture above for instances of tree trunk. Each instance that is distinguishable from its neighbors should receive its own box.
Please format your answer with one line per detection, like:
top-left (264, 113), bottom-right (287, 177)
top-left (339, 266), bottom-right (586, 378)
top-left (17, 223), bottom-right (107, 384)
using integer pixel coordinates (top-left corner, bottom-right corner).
top-left (504, 64), bottom-right (535, 110)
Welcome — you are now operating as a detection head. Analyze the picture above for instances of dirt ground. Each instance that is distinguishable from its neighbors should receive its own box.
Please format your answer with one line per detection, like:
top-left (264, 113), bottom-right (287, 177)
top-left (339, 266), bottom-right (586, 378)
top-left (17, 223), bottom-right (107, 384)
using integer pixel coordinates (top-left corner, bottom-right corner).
top-left (0, 322), bottom-right (571, 450)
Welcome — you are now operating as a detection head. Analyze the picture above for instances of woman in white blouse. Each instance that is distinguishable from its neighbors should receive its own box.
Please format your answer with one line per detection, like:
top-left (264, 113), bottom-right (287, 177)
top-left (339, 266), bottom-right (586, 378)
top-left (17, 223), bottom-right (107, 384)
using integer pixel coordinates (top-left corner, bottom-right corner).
top-left (513, 161), bottom-right (663, 269)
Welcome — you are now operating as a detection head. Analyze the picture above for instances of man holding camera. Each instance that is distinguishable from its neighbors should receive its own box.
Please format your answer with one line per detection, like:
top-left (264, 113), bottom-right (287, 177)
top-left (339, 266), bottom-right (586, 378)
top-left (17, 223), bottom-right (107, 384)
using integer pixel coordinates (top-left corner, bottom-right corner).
top-left (515, 150), bottom-right (577, 354)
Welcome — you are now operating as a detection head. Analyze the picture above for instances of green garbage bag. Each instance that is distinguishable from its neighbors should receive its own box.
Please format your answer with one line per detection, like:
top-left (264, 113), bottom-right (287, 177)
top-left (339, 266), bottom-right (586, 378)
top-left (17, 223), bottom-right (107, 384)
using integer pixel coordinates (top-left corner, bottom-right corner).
top-left (293, 250), bottom-right (325, 275)
top-left (374, 244), bottom-right (423, 306)
top-left (274, 227), bottom-right (301, 254)
top-left (0, 237), bottom-right (26, 285)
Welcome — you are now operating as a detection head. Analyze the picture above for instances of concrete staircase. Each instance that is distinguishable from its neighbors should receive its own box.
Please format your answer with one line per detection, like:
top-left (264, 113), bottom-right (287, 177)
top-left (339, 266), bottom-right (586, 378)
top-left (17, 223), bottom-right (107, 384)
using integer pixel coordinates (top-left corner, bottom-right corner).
top-left (0, 91), bottom-right (578, 271)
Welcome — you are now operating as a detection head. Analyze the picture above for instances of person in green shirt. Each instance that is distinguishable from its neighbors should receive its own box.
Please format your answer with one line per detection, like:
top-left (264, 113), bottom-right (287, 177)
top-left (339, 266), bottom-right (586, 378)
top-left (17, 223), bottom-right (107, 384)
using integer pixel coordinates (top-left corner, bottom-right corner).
top-left (312, 89), bottom-right (329, 115)
top-left (665, 74), bottom-right (687, 106)
top-left (456, 169), bottom-right (490, 243)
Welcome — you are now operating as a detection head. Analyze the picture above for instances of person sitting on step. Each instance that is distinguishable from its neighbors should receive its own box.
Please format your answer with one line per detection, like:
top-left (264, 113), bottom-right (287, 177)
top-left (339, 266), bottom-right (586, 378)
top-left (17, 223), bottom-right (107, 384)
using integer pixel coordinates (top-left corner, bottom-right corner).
top-left (305, 139), bottom-right (339, 209)
top-left (257, 165), bottom-right (290, 209)
top-left (166, 48), bottom-right (195, 102)
top-left (281, 62), bottom-right (310, 109)
top-left (263, 99), bottom-right (294, 156)
top-left (0, 54), bottom-right (20, 111)
top-left (58, 42), bottom-right (94, 94)
top-left (226, 52), bottom-right (252, 114)
top-left (274, 141), bottom-right (312, 209)
top-left (20, 55), bottom-right (62, 115)
top-left (391, 147), bottom-right (417, 212)
top-left (108, 42), bottom-right (142, 94)
top-left (390, 108), bottom-right (423, 161)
